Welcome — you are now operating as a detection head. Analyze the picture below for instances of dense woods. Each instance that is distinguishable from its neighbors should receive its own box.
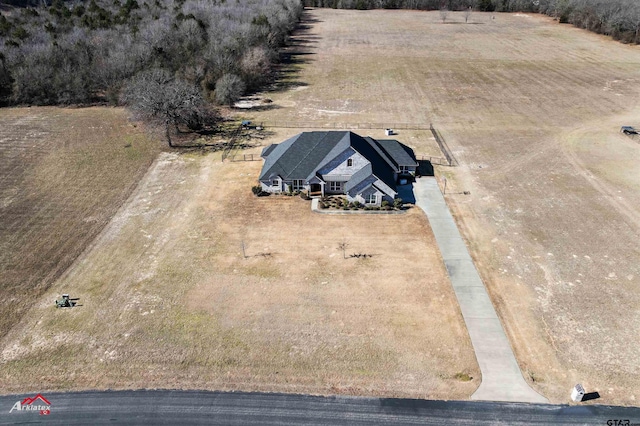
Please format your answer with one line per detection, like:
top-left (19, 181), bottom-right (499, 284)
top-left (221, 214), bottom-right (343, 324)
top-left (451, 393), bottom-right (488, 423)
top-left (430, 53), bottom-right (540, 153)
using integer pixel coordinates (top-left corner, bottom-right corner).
top-left (302, 0), bottom-right (640, 45)
top-left (1, 0), bottom-right (638, 110)
top-left (0, 0), bottom-right (303, 108)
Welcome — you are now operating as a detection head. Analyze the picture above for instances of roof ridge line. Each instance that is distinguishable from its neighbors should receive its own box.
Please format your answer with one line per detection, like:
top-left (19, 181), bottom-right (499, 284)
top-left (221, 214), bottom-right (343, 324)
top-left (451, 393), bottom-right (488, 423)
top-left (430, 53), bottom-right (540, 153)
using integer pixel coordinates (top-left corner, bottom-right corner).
top-left (364, 136), bottom-right (398, 170)
top-left (286, 131), bottom-right (338, 179)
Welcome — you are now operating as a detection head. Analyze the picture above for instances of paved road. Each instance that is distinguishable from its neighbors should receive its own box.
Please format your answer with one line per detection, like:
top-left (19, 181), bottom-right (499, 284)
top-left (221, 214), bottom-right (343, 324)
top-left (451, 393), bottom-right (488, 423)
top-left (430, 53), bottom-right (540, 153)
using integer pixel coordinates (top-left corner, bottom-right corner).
top-left (1, 390), bottom-right (639, 425)
top-left (413, 177), bottom-right (548, 403)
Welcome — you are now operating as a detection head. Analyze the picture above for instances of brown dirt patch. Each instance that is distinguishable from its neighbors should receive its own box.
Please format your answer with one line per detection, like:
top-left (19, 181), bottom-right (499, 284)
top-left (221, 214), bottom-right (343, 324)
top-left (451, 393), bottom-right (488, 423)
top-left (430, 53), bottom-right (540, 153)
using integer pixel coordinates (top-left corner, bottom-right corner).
top-left (0, 106), bottom-right (163, 340)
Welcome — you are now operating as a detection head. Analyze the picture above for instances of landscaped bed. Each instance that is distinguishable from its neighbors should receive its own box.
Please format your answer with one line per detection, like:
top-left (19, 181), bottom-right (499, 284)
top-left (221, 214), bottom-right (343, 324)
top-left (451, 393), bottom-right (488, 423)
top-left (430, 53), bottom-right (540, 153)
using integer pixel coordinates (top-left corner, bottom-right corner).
top-left (318, 195), bottom-right (405, 211)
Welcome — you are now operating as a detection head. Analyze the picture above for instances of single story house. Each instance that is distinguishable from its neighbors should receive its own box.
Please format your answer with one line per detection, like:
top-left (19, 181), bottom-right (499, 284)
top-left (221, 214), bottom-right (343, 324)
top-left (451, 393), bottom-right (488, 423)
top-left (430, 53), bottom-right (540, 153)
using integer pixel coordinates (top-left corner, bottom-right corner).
top-left (259, 131), bottom-right (418, 206)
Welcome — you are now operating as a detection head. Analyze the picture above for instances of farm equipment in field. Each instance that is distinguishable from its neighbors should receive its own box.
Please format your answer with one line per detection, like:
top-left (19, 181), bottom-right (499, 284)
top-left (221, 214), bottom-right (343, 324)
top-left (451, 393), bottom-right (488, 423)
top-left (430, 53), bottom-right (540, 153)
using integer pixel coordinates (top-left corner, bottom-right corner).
top-left (621, 126), bottom-right (638, 136)
top-left (55, 294), bottom-right (79, 308)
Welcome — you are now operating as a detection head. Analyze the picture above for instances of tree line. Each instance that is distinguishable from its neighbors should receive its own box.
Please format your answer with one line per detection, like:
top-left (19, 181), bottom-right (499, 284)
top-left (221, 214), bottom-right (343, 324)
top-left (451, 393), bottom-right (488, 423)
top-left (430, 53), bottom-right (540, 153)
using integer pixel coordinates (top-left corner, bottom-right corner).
top-left (0, 0), bottom-right (303, 112)
top-left (302, 0), bottom-right (640, 45)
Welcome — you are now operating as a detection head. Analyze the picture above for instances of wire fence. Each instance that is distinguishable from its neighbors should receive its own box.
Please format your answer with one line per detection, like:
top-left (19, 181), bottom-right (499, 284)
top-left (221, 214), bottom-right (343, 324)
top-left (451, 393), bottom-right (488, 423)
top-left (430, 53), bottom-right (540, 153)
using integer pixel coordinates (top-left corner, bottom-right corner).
top-left (222, 122), bottom-right (457, 166)
top-left (220, 124), bottom-right (244, 162)
top-left (229, 153), bottom-right (261, 162)
top-left (259, 121), bottom-right (432, 131)
top-left (429, 123), bottom-right (457, 167)
top-left (417, 155), bottom-right (449, 166)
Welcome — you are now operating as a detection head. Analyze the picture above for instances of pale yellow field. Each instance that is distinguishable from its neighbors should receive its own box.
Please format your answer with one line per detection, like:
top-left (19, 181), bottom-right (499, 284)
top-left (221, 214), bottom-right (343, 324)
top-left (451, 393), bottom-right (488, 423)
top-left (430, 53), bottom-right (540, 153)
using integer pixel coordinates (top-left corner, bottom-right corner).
top-left (3, 8), bottom-right (640, 405)
top-left (0, 134), bottom-right (478, 398)
top-left (245, 9), bottom-right (640, 405)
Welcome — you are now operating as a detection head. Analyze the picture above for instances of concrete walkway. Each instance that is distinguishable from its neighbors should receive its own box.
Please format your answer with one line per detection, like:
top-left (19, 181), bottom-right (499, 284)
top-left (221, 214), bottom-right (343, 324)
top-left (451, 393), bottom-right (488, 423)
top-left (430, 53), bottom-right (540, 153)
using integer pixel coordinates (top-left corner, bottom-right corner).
top-left (414, 177), bottom-right (548, 403)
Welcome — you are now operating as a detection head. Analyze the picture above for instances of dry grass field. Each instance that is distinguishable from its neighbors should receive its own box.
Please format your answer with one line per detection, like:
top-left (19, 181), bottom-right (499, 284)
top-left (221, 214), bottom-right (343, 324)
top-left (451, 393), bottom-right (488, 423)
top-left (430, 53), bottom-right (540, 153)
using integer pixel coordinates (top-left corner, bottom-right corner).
top-left (0, 107), bottom-right (163, 339)
top-left (244, 9), bottom-right (640, 405)
top-left (0, 145), bottom-right (478, 399)
top-left (3, 7), bottom-right (640, 406)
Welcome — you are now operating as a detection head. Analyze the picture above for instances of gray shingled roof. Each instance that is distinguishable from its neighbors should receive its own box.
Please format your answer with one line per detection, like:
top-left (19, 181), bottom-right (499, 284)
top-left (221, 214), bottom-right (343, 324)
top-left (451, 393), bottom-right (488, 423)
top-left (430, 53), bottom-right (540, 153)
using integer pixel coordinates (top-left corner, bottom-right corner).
top-left (260, 131), bottom-right (413, 197)
top-left (344, 163), bottom-right (374, 193)
top-left (261, 144), bottom-right (278, 158)
top-left (260, 132), bottom-right (349, 181)
top-left (376, 139), bottom-right (418, 166)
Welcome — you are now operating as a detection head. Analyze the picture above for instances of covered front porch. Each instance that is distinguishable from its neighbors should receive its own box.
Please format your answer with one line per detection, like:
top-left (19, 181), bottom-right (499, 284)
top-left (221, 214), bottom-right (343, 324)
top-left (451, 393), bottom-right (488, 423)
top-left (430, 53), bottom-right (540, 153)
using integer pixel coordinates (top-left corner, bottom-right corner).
top-left (308, 177), bottom-right (325, 198)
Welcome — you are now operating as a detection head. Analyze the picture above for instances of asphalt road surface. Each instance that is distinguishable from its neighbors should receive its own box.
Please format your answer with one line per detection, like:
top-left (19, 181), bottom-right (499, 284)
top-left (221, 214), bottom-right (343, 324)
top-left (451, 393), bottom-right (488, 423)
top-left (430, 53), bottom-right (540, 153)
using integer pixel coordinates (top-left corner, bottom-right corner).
top-left (1, 390), bottom-right (640, 425)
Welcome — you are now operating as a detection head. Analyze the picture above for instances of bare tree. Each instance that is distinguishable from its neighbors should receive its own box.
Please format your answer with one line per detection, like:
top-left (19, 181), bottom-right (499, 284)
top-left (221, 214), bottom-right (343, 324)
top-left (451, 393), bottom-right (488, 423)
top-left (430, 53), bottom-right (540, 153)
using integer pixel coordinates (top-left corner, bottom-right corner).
top-left (214, 73), bottom-right (246, 107)
top-left (338, 239), bottom-right (349, 259)
top-left (440, 7), bottom-right (449, 23)
top-left (122, 69), bottom-right (216, 147)
top-left (628, 2), bottom-right (640, 44)
top-left (241, 46), bottom-right (274, 90)
top-left (464, 6), bottom-right (472, 22)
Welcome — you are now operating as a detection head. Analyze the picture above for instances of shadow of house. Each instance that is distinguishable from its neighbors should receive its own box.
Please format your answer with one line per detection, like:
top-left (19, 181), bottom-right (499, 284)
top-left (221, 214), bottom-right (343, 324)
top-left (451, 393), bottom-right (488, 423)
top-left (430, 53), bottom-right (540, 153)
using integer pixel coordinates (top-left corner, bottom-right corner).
top-left (581, 392), bottom-right (601, 402)
top-left (396, 183), bottom-right (416, 204)
top-left (417, 160), bottom-right (434, 177)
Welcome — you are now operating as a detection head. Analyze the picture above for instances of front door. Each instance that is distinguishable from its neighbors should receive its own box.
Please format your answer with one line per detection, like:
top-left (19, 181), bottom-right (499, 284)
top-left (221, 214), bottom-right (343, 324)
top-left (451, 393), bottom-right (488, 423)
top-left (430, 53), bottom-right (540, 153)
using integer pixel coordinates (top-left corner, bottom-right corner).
top-left (310, 184), bottom-right (321, 195)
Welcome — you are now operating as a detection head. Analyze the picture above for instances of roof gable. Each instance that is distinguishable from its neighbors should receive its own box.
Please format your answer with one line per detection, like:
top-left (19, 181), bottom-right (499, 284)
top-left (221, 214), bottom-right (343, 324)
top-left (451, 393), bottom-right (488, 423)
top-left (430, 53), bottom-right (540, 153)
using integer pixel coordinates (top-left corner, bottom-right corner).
top-left (259, 132), bottom-right (412, 194)
top-left (375, 139), bottom-right (418, 166)
top-left (260, 132), bottom-right (349, 181)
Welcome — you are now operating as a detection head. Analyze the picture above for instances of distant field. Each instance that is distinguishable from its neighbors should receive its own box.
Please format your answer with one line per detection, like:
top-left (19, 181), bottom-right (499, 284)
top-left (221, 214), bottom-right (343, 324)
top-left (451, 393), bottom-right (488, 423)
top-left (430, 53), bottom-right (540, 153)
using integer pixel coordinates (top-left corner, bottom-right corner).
top-left (0, 107), bottom-right (163, 339)
top-left (247, 9), bottom-right (640, 405)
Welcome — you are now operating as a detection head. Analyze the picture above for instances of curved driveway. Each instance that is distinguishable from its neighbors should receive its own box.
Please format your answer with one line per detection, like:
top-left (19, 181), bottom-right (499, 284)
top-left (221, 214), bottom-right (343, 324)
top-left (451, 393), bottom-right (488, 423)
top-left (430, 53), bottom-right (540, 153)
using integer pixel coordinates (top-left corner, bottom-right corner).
top-left (413, 177), bottom-right (547, 403)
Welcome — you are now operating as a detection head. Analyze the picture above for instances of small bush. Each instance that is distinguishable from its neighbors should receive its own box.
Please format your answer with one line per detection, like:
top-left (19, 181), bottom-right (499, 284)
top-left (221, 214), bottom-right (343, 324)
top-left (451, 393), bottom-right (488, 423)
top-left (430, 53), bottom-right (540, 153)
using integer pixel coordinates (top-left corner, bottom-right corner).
top-left (252, 185), bottom-right (263, 196)
top-left (300, 191), bottom-right (310, 200)
top-left (393, 198), bottom-right (403, 209)
top-left (353, 201), bottom-right (362, 209)
top-left (455, 372), bottom-right (473, 382)
top-left (381, 200), bottom-right (390, 208)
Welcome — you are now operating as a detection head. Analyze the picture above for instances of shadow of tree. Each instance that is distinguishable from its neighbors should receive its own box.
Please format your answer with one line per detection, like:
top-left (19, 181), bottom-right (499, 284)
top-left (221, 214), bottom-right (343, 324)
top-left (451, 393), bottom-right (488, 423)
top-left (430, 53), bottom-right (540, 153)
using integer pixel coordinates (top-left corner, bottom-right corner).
top-left (267, 9), bottom-right (320, 94)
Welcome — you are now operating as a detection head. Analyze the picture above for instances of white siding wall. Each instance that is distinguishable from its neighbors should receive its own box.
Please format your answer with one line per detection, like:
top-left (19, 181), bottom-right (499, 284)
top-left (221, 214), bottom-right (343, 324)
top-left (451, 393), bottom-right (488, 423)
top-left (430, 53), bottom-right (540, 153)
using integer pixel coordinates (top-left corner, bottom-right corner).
top-left (347, 186), bottom-right (384, 206)
top-left (261, 180), bottom-right (309, 194)
top-left (261, 182), bottom-right (277, 193)
top-left (260, 178), bottom-right (281, 193)
top-left (318, 148), bottom-right (369, 180)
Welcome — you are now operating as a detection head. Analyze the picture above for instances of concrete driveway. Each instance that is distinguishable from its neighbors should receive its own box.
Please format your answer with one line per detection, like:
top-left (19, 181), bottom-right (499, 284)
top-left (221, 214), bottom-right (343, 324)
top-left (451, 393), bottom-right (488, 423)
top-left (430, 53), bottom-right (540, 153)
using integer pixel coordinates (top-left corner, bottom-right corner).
top-left (414, 177), bottom-right (548, 403)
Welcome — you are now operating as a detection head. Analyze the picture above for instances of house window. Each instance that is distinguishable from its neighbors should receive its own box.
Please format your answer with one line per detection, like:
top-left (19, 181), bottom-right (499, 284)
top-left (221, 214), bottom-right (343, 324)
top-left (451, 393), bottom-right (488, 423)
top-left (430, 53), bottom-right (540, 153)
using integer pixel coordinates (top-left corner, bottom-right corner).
top-left (292, 179), bottom-right (304, 190)
top-left (347, 159), bottom-right (353, 167)
top-left (329, 181), bottom-right (343, 192)
top-left (399, 166), bottom-right (410, 173)
top-left (271, 179), bottom-right (279, 187)
top-left (365, 193), bottom-right (377, 204)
